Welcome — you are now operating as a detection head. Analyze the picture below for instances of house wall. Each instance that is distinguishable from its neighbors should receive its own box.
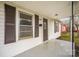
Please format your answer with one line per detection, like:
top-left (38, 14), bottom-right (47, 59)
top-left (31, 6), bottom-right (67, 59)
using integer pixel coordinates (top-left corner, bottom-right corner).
top-left (0, 2), bottom-right (61, 57)
top-left (48, 19), bottom-right (61, 40)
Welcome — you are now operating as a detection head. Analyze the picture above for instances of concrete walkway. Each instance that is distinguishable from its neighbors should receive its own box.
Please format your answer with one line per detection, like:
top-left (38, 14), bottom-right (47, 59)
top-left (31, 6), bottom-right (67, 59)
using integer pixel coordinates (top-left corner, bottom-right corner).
top-left (15, 39), bottom-right (72, 57)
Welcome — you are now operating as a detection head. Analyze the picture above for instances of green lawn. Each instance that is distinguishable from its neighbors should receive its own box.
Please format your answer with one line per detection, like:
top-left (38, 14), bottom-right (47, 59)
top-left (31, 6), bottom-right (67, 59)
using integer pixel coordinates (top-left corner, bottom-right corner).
top-left (58, 32), bottom-right (79, 46)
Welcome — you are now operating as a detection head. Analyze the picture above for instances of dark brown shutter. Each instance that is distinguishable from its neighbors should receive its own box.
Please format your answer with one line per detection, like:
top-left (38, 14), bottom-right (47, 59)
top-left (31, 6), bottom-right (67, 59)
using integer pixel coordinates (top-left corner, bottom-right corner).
top-left (35, 14), bottom-right (39, 37)
top-left (5, 4), bottom-right (16, 44)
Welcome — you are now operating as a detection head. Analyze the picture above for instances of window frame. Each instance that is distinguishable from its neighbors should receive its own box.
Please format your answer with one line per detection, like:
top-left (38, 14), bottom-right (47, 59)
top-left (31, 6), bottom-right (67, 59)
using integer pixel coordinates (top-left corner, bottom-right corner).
top-left (54, 20), bottom-right (59, 33)
top-left (18, 11), bottom-right (33, 40)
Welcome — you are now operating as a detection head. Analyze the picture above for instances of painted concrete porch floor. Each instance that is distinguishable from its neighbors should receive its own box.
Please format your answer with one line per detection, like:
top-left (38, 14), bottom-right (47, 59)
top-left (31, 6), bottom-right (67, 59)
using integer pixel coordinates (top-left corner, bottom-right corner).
top-left (15, 39), bottom-right (72, 57)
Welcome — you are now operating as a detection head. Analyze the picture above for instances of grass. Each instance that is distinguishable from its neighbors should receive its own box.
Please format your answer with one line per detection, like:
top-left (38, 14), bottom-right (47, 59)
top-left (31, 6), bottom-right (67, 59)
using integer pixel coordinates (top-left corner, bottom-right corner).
top-left (58, 32), bottom-right (79, 46)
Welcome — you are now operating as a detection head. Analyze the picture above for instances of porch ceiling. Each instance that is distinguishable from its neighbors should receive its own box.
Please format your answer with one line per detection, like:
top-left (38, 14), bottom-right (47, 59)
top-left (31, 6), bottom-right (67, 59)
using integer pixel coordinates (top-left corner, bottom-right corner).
top-left (12, 1), bottom-right (71, 19)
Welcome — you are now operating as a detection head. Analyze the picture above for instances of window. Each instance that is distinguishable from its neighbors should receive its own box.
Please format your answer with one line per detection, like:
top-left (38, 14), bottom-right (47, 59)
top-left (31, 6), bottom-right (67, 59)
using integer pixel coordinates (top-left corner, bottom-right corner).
top-left (54, 21), bottom-right (59, 33)
top-left (19, 12), bottom-right (33, 39)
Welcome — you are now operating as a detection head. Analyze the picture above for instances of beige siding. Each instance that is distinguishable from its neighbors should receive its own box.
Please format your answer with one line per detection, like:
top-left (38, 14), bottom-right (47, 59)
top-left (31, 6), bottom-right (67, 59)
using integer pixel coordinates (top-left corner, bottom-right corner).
top-left (0, 3), bottom-right (4, 45)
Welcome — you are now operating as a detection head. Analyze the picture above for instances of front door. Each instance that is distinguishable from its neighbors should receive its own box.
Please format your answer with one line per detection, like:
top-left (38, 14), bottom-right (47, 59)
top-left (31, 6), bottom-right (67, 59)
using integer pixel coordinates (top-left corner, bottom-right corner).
top-left (43, 18), bottom-right (48, 41)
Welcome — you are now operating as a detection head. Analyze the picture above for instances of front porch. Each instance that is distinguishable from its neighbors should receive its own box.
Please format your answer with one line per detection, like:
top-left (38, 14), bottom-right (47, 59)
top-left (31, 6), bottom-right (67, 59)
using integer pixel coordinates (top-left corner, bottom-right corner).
top-left (15, 39), bottom-right (72, 57)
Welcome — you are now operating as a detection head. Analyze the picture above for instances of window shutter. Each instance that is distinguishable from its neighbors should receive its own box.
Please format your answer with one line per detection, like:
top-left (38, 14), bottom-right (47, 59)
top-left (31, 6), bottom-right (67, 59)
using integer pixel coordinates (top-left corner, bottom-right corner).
top-left (5, 4), bottom-right (16, 44)
top-left (35, 14), bottom-right (39, 37)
